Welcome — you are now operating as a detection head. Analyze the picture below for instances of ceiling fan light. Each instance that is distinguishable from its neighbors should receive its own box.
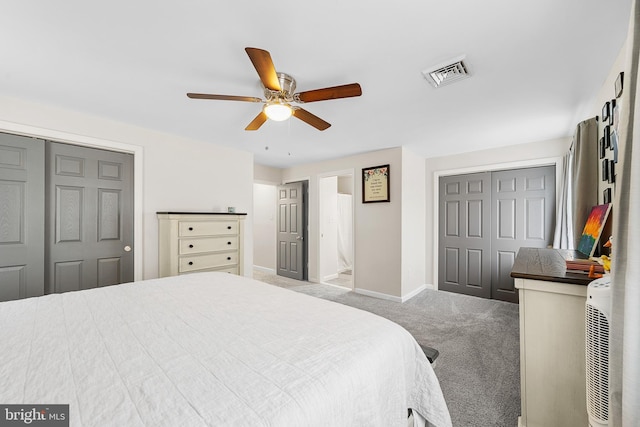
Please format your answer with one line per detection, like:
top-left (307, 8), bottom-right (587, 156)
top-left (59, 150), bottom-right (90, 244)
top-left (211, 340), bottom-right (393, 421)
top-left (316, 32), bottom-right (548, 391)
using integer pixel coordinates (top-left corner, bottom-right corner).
top-left (264, 102), bottom-right (292, 121)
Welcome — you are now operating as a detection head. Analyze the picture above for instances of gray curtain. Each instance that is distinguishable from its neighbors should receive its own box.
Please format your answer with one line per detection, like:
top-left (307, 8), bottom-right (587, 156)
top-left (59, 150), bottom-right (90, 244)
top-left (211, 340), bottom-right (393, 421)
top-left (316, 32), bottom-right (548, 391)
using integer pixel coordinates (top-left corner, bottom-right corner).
top-left (553, 150), bottom-right (574, 248)
top-left (610, 0), bottom-right (640, 425)
top-left (553, 117), bottom-right (598, 249)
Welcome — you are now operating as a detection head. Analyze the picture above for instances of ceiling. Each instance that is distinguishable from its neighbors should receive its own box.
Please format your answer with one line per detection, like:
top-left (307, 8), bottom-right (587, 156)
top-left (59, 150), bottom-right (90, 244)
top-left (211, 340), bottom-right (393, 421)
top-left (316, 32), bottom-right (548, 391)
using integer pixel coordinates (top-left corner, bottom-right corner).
top-left (0, 1), bottom-right (632, 168)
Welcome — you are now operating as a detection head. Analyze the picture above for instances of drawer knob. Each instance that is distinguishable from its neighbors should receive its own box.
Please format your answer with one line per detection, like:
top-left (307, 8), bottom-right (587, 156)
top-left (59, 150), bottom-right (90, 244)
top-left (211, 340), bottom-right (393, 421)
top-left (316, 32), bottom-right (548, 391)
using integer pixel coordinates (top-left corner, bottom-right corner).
top-left (188, 261), bottom-right (193, 266)
top-left (227, 241), bottom-right (232, 245)
top-left (189, 244), bottom-right (194, 248)
top-left (227, 226), bottom-right (232, 230)
top-left (188, 227), bottom-right (193, 231)
top-left (227, 257), bottom-right (231, 260)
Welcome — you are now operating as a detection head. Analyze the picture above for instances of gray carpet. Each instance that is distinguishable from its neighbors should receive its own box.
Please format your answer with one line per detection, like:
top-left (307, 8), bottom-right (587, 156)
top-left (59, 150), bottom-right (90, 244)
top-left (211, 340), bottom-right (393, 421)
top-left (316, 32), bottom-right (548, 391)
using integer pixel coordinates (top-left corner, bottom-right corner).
top-left (253, 270), bottom-right (521, 427)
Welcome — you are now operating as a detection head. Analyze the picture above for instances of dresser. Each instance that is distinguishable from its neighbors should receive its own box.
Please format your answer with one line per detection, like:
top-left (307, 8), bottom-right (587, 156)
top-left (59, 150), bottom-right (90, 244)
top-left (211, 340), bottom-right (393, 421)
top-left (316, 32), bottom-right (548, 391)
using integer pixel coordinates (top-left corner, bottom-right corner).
top-left (157, 212), bottom-right (246, 277)
top-left (511, 248), bottom-right (594, 427)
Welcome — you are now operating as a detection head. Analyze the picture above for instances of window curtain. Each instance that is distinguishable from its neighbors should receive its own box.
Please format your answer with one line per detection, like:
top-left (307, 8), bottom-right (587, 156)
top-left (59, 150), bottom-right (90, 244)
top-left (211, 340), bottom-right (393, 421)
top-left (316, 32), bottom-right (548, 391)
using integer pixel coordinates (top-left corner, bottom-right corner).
top-left (610, 0), bottom-right (640, 424)
top-left (553, 149), bottom-right (574, 248)
top-left (552, 117), bottom-right (598, 249)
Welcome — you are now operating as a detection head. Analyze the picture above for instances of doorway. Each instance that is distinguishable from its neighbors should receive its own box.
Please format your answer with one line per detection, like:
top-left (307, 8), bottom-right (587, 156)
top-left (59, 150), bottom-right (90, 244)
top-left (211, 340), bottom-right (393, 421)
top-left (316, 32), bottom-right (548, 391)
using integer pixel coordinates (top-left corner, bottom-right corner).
top-left (319, 172), bottom-right (354, 289)
top-left (277, 181), bottom-right (308, 280)
top-left (438, 165), bottom-right (556, 302)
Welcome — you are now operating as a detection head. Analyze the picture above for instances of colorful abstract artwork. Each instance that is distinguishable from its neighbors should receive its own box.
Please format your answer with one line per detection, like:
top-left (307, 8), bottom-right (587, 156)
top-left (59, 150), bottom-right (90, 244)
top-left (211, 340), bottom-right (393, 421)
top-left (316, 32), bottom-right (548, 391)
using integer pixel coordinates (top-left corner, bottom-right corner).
top-left (577, 204), bottom-right (612, 256)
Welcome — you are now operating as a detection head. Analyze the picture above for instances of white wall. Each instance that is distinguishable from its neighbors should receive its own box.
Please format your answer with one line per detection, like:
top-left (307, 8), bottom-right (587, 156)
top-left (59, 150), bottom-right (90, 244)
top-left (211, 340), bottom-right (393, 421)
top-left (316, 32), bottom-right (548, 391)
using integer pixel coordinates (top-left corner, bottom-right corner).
top-left (595, 43), bottom-right (627, 202)
top-left (252, 163), bottom-right (281, 273)
top-left (283, 148), bottom-right (403, 297)
top-left (338, 175), bottom-right (353, 194)
top-left (401, 147), bottom-right (426, 296)
top-left (253, 183), bottom-right (277, 272)
top-left (254, 163), bottom-right (283, 184)
top-left (0, 95), bottom-right (254, 280)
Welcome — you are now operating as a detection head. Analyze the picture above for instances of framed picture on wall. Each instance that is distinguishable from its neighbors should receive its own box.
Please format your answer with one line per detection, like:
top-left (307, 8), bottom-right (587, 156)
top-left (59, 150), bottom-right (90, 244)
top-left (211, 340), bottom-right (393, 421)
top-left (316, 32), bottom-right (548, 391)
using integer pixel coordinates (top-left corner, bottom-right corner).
top-left (599, 137), bottom-right (606, 159)
top-left (577, 204), bottom-right (612, 257)
top-left (602, 159), bottom-right (610, 181)
top-left (609, 99), bottom-right (616, 126)
top-left (615, 72), bottom-right (624, 98)
top-left (362, 164), bottom-right (390, 203)
top-left (604, 125), bottom-right (611, 148)
top-left (603, 188), bottom-right (612, 204)
top-left (608, 160), bottom-right (616, 184)
top-left (602, 101), bottom-right (610, 122)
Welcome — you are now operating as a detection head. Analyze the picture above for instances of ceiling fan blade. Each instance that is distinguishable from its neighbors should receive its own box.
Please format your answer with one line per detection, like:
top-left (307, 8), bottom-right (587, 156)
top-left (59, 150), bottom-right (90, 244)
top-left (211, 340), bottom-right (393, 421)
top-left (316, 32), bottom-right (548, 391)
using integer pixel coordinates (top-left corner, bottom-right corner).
top-left (245, 111), bottom-right (268, 131)
top-left (187, 93), bottom-right (263, 103)
top-left (245, 47), bottom-right (281, 92)
top-left (296, 83), bottom-right (362, 103)
top-left (292, 108), bottom-right (331, 131)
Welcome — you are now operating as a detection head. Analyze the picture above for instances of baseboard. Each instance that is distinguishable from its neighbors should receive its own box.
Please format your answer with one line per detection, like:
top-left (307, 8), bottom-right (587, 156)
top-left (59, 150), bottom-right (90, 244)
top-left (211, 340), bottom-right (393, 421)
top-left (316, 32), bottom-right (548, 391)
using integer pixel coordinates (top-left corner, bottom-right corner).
top-left (322, 273), bottom-right (339, 281)
top-left (253, 265), bottom-right (275, 274)
top-left (423, 283), bottom-right (435, 291)
top-left (322, 282), bottom-right (352, 291)
top-left (354, 284), bottom-right (428, 303)
top-left (401, 284), bottom-right (426, 302)
top-left (354, 288), bottom-right (403, 302)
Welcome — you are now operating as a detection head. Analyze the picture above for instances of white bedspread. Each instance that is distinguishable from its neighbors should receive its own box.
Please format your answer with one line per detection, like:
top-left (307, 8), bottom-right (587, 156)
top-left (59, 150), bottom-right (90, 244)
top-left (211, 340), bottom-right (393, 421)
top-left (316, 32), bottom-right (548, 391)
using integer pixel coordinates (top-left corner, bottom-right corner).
top-left (0, 272), bottom-right (451, 427)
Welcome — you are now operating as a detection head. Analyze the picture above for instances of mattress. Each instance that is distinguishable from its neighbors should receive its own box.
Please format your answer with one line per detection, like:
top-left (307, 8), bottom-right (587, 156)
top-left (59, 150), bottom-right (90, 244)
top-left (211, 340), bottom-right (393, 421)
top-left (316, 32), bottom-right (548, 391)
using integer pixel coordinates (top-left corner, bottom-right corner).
top-left (0, 272), bottom-right (451, 426)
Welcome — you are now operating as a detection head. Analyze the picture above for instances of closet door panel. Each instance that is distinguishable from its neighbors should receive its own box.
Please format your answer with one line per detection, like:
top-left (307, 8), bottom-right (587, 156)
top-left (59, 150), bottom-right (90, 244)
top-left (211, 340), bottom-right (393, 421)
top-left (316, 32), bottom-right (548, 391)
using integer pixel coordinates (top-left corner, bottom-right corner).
top-left (46, 142), bottom-right (134, 293)
top-left (438, 172), bottom-right (492, 298)
top-left (0, 133), bottom-right (45, 301)
top-left (0, 266), bottom-right (26, 301)
top-left (491, 166), bottom-right (556, 303)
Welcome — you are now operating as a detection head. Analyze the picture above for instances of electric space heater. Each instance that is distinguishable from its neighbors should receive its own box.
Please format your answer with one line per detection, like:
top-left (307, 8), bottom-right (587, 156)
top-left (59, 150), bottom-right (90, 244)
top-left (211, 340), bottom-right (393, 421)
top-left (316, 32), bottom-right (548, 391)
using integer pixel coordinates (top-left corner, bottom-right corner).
top-left (586, 277), bottom-right (611, 427)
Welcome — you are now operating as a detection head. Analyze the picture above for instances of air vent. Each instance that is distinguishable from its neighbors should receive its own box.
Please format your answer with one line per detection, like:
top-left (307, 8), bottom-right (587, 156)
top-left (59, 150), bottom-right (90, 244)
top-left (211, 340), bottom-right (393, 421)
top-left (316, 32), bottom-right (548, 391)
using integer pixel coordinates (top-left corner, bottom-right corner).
top-left (422, 56), bottom-right (470, 88)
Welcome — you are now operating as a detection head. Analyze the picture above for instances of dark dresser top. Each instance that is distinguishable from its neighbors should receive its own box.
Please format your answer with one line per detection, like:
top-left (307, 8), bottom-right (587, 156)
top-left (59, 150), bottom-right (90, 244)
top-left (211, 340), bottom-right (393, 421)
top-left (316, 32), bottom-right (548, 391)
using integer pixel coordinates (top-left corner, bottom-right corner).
top-left (156, 212), bottom-right (247, 215)
top-left (510, 247), bottom-right (594, 286)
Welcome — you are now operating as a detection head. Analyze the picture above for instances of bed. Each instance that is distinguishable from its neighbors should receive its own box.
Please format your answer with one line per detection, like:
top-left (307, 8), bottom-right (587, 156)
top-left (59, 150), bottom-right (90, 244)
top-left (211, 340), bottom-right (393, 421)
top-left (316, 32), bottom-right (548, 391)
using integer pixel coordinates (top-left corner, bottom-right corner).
top-left (0, 272), bottom-right (451, 426)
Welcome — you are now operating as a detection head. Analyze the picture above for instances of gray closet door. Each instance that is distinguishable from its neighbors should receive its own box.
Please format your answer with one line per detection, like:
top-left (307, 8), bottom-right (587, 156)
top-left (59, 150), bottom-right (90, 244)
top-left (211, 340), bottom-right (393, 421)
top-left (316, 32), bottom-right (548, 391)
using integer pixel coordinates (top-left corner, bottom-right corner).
top-left (46, 142), bottom-right (134, 293)
top-left (491, 166), bottom-right (556, 303)
top-left (439, 166), bottom-right (556, 302)
top-left (438, 172), bottom-right (492, 298)
top-left (277, 182), bottom-right (306, 280)
top-left (0, 133), bottom-right (45, 301)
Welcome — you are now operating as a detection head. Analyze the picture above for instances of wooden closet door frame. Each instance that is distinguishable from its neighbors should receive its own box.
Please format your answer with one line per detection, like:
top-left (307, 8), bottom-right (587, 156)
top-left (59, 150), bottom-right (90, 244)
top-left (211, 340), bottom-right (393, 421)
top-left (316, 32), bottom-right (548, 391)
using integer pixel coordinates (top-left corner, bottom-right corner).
top-left (0, 121), bottom-right (144, 282)
top-left (432, 157), bottom-right (563, 291)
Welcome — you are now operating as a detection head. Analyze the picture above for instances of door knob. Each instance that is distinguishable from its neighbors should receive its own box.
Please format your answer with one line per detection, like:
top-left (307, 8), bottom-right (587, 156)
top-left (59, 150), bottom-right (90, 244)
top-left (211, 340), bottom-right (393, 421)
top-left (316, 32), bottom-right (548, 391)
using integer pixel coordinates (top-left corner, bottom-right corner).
top-left (124, 245), bottom-right (132, 252)
top-left (296, 236), bottom-right (303, 241)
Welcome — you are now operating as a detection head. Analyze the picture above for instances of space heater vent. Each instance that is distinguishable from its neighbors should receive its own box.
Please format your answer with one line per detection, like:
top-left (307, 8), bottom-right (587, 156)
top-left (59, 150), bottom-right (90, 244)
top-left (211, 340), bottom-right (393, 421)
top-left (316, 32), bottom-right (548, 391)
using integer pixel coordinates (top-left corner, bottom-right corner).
top-left (422, 56), bottom-right (471, 88)
top-left (586, 278), bottom-right (611, 427)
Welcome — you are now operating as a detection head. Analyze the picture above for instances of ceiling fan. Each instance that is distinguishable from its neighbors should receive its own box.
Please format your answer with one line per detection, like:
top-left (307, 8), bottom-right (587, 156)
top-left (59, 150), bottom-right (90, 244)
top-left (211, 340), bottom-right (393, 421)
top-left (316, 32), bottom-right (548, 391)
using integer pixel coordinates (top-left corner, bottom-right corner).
top-left (187, 47), bottom-right (362, 131)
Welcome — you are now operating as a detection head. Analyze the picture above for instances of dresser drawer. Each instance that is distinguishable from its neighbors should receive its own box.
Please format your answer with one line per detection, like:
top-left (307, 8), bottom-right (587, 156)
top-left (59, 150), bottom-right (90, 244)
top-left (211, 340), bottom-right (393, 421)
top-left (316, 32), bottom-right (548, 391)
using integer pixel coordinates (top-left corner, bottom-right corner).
top-left (179, 236), bottom-right (238, 255)
top-left (180, 265), bottom-right (239, 275)
top-left (179, 252), bottom-right (238, 273)
top-left (179, 221), bottom-right (238, 237)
